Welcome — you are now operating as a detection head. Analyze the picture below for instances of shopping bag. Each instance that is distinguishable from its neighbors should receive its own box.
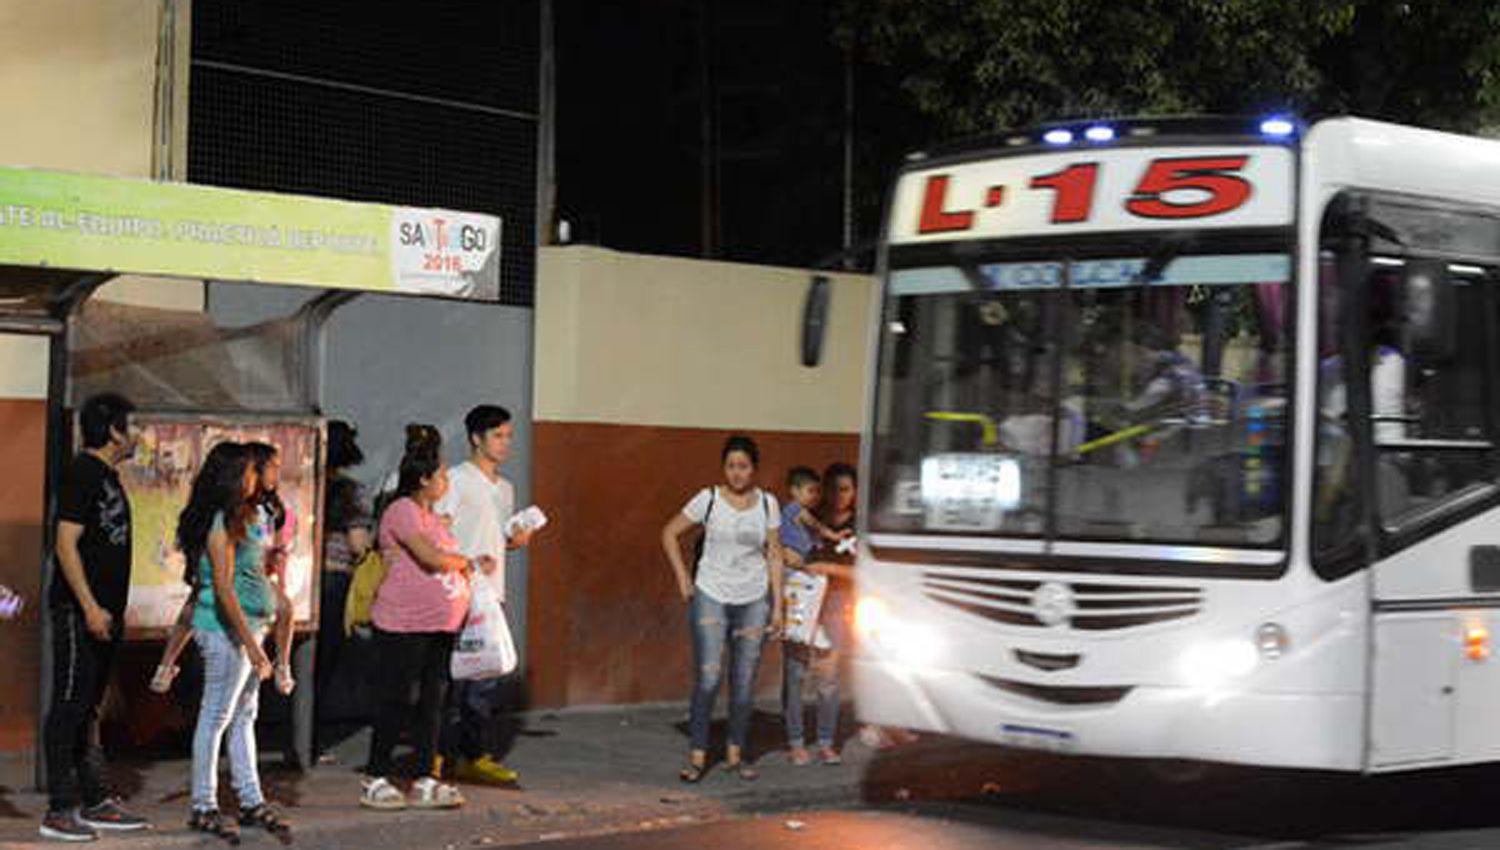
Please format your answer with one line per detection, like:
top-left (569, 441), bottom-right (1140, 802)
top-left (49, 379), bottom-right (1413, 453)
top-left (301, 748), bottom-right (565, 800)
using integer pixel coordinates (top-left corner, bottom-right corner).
top-left (451, 572), bottom-right (518, 681)
top-left (343, 548), bottom-right (388, 636)
top-left (782, 568), bottom-right (829, 647)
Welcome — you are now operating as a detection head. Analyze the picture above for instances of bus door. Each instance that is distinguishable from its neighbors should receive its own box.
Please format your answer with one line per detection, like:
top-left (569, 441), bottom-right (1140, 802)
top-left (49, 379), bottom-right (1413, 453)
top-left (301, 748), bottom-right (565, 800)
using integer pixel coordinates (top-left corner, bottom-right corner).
top-left (1317, 204), bottom-right (1500, 770)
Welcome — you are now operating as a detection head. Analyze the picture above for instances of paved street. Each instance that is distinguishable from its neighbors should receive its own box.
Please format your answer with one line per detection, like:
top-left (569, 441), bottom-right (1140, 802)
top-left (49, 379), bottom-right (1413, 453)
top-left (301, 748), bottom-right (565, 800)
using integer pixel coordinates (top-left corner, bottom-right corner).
top-left (6, 705), bottom-right (1500, 848)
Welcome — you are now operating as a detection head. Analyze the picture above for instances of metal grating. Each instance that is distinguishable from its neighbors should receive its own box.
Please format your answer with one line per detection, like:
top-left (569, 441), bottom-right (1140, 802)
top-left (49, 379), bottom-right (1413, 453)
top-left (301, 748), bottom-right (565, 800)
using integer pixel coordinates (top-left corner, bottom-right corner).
top-left (188, 0), bottom-right (539, 306)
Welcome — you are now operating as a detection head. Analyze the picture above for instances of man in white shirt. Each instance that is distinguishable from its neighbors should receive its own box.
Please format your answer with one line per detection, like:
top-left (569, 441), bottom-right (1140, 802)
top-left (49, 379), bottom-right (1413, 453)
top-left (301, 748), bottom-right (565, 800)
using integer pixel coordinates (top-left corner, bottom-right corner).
top-left (434, 405), bottom-right (536, 786)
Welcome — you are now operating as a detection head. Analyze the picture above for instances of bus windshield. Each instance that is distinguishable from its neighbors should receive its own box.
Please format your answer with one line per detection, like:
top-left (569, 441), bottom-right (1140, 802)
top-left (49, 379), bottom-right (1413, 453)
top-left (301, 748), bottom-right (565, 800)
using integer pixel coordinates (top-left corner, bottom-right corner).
top-left (869, 243), bottom-right (1292, 548)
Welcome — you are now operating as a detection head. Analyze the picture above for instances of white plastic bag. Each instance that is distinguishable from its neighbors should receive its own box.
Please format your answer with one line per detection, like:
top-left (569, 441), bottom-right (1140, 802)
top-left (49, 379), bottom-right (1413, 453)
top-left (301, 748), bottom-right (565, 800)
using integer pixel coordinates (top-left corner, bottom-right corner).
top-left (782, 568), bottom-right (829, 648)
top-left (451, 571), bottom-right (517, 681)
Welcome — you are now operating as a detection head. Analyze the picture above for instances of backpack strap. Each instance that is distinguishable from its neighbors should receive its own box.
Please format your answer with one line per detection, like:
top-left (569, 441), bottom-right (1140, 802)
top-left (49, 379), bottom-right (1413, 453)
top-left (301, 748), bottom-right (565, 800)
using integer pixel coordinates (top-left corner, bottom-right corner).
top-left (702, 486), bottom-right (716, 526)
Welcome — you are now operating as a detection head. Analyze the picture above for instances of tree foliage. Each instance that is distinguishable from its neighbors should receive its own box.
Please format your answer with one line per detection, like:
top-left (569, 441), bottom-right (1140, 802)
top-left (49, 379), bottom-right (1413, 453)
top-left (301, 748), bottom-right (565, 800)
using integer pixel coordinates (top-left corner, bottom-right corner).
top-left (838, 0), bottom-right (1500, 139)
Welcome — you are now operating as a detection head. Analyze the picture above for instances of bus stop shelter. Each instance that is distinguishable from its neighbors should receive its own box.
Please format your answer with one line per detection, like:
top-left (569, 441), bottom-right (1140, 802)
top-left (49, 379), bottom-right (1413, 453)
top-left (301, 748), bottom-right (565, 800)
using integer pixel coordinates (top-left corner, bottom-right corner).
top-left (0, 163), bottom-right (502, 785)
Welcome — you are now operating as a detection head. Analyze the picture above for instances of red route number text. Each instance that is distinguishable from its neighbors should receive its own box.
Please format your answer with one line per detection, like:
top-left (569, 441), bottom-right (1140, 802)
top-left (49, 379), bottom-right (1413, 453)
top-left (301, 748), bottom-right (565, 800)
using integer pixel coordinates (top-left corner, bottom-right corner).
top-left (918, 155), bottom-right (1255, 233)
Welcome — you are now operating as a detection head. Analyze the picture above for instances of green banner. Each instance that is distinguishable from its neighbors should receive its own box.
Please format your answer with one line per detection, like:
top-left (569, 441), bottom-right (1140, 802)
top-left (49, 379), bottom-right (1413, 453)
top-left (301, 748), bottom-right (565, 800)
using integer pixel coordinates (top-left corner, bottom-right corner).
top-left (0, 164), bottom-right (501, 301)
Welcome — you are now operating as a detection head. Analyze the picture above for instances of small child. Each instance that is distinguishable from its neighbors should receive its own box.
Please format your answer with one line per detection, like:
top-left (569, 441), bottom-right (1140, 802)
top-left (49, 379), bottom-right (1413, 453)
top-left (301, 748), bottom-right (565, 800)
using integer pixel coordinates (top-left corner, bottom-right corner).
top-left (779, 466), bottom-right (851, 767)
top-left (151, 444), bottom-right (296, 696)
top-left (780, 467), bottom-right (846, 570)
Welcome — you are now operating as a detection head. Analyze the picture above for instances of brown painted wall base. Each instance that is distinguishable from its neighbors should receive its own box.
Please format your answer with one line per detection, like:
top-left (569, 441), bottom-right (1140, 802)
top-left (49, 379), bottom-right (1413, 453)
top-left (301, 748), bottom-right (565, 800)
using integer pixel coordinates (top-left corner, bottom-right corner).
top-left (526, 421), bottom-right (859, 709)
top-left (0, 400), bottom-right (47, 759)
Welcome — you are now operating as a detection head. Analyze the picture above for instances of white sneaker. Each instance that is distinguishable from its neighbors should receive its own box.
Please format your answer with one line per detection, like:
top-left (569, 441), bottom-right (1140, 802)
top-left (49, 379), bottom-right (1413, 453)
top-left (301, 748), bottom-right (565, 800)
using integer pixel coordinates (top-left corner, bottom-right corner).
top-left (408, 777), bottom-right (464, 809)
top-left (359, 777), bottom-right (407, 811)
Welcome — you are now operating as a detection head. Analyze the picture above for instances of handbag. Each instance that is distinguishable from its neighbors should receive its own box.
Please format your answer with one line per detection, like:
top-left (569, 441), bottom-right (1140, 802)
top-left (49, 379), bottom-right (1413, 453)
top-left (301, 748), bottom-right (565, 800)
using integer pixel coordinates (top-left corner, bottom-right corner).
top-left (451, 571), bottom-right (518, 681)
top-left (343, 548), bottom-right (388, 636)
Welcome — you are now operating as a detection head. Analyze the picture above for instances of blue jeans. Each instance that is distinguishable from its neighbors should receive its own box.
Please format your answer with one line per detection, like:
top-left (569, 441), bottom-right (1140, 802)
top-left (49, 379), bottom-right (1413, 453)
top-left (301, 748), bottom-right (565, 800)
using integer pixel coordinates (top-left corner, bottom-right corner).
top-left (192, 628), bottom-right (267, 812)
top-left (782, 643), bottom-right (840, 749)
top-left (688, 592), bottom-right (770, 752)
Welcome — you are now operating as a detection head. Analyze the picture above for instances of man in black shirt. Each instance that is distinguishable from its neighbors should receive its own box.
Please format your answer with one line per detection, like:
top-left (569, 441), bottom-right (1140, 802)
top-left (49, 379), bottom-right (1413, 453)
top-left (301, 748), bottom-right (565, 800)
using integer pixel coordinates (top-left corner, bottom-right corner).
top-left (40, 393), bottom-right (151, 842)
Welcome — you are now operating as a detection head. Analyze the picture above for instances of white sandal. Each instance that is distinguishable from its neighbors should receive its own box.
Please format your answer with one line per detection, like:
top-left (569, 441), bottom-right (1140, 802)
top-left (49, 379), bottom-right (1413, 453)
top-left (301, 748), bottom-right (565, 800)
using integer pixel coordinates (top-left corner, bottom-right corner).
top-left (149, 664), bottom-right (179, 694)
top-left (359, 777), bottom-right (407, 810)
top-left (274, 663), bottom-right (296, 695)
top-left (409, 777), bottom-right (465, 809)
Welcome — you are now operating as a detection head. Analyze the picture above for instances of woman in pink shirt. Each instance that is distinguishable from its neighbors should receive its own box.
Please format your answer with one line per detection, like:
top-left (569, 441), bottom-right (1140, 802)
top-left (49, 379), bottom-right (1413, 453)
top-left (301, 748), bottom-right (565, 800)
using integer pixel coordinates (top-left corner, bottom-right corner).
top-left (360, 433), bottom-right (492, 811)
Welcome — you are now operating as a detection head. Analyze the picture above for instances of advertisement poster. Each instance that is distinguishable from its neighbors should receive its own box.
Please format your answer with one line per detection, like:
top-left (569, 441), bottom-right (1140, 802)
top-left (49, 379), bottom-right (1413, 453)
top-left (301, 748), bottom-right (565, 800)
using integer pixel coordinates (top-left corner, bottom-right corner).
top-left (119, 414), bottom-right (324, 638)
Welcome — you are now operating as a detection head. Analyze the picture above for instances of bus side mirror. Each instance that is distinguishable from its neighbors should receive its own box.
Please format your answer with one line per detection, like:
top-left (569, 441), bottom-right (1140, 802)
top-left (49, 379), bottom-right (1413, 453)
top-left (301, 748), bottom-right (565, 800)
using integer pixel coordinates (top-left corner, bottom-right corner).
top-left (1402, 260), bottom-right (1455, 363)
top-left (801, 275), bottom-right (832, 367)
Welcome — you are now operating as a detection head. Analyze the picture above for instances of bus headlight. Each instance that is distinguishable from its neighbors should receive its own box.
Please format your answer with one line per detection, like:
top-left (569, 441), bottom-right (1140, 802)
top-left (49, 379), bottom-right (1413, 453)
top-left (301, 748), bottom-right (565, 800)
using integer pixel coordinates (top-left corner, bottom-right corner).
top-left (856, 595), bottom-right (941, 667)
top-left (1178, 640), bottom-right (1257, 690)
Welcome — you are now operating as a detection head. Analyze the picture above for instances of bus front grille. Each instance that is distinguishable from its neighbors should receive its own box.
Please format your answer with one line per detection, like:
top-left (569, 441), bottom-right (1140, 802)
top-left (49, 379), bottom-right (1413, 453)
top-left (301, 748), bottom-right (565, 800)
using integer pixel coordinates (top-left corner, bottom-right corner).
top-left (921, 573), bottom-right (1203, 631)
top-left (975, 674), bottom-right (1133, 706)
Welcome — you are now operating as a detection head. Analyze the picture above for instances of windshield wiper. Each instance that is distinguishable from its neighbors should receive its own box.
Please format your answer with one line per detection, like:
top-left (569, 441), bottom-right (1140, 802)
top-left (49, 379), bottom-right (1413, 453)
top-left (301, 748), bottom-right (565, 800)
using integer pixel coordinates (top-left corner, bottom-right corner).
top-left (1130, 233), bottom-right (1197, 286)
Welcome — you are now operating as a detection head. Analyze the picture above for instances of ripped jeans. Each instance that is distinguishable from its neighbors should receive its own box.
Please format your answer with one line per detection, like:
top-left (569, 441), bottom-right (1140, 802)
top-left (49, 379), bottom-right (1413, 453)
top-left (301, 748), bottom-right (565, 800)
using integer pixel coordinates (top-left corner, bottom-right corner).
top-left (688, 591), bottom-right (770, 752)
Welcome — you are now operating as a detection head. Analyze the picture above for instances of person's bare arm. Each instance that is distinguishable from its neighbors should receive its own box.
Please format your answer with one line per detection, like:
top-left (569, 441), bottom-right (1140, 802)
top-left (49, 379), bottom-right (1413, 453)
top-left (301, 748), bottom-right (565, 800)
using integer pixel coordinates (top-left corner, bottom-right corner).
top-left (56, 521), bottom-right (112, 640)
top-left (766, 528), bottom-right (785, 632)
top-left (395, 529), bottom-right (469, 574)
top-left (804, 561), bottom-right (855, 582)
top-left (798, 510), bottom-right (847, 544)
top-left (208, 527), bottom-right (272, 679)
top-left (347, 526), bottom-right (373, 559)
top-left (156, 595), bottom-right (197, 670)
top-left (661, 512), bottom-right (696, 601)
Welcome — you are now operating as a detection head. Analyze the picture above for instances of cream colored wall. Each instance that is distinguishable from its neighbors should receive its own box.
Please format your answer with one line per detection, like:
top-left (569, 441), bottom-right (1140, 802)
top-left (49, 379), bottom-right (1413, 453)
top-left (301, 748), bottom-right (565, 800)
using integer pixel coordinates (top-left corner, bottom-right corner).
top-left (0, 0), bottom-right (202, 400)
top-left (536, 246), bottom-right (877, 433)
top-left (0, 0), bottom-right (161, 177)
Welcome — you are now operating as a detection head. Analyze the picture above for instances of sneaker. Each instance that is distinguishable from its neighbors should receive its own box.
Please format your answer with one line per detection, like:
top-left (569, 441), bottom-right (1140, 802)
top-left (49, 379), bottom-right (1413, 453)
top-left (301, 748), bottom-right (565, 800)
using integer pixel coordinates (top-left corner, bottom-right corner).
top-left (817, 746), bottom-right (843, 766)
top-left (39, 809), bottom-right (97, 843)
top-left (453, 755), bottom-right (519, 786)
top-left (359, 777), bottom-right (407, 811)
top-left (80, 797), bottom-right (150, 832)
top-left (787, 746), bottom-right (812, 766)
top-left (409, 777), bottom-right (465, 809)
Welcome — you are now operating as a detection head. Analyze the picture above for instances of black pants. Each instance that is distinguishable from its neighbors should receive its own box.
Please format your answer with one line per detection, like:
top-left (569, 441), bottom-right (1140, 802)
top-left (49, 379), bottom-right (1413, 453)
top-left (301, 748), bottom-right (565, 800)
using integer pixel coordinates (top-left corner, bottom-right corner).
top-left (44, 604), bottom-right (118, 812)
top-left (366, 628), bottom-right (453, 779)
top-left (444, 678), bottom-right (501, 762)
top-left (314, 570), bottom-right (352, 719)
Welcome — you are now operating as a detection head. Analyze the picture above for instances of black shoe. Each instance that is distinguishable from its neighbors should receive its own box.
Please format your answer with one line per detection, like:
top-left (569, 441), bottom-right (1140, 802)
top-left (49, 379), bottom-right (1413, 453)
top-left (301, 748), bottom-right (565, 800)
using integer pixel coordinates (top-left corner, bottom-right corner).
top-left (39, 809), bottom-right (98, 843)
top-left (79, 797), bottom-right (151, 832)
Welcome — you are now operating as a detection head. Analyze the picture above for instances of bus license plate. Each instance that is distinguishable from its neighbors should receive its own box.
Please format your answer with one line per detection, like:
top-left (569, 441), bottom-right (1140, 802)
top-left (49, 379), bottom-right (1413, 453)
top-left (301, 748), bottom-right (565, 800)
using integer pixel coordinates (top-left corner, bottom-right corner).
top-left (999, 723), bottom-right (1075, 752)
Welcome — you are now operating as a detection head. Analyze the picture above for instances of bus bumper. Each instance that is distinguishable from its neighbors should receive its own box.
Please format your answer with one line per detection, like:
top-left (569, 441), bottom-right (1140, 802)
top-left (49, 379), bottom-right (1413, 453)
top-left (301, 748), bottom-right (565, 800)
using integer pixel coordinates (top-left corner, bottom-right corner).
top-left (849, 656), bottom-right (1364, 771)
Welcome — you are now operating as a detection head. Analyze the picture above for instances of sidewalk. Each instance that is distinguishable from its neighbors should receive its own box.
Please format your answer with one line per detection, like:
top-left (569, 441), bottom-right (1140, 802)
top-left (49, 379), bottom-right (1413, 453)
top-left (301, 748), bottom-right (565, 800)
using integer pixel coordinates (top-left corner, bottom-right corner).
top-left (0, 704), bottom-right (978, 849)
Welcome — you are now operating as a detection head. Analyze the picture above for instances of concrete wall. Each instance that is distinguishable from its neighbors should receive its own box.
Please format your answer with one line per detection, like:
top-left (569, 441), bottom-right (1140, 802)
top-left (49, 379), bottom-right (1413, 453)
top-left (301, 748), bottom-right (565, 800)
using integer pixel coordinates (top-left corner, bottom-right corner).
top-left (0, 0), bottom-right (195, 784)
top-left (528, 246), bottom-right (876, 708)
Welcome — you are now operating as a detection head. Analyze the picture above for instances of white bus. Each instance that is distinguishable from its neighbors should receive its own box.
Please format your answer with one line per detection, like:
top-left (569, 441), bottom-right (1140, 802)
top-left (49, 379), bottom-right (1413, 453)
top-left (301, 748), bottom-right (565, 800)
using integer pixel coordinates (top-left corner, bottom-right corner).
top-left (850, 116), bottom-right (1500, 773)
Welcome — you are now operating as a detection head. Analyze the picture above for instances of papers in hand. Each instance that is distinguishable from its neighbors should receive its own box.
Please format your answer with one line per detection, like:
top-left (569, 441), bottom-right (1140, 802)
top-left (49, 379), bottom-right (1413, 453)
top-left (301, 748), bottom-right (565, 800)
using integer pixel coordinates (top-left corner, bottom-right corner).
top-left (505, 505), bottom-right (548, 538)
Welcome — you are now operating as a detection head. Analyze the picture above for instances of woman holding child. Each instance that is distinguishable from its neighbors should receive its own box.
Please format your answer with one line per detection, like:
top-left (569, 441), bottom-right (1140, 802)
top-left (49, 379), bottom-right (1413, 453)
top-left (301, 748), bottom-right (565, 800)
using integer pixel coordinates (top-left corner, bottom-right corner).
top-left (781, 463), bottom-right (857, 765)
top-left (661, 435), bottom-right (785, 783)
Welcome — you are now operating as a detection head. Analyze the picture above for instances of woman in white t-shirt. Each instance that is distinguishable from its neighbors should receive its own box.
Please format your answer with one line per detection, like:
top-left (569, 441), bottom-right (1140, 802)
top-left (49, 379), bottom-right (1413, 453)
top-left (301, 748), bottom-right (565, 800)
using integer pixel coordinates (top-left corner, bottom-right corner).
top-left (661, 435), bottom-right (785, 783)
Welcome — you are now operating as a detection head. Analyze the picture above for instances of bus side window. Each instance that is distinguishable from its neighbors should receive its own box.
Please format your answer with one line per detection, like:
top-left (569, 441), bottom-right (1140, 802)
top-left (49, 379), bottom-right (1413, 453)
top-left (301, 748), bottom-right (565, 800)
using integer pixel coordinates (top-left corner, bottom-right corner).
top-left (1376, 261), bottom-right (1497, 529)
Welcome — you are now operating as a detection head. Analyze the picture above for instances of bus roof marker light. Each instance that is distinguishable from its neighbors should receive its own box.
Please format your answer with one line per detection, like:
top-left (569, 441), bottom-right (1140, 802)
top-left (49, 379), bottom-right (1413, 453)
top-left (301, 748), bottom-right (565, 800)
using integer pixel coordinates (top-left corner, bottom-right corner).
top-left (1084, 125), bottom-right (1115, 143)
top-left (1043, 129), bottom-right (1074, 145)
top-left (1259, 117), bottom-right (1296, 138)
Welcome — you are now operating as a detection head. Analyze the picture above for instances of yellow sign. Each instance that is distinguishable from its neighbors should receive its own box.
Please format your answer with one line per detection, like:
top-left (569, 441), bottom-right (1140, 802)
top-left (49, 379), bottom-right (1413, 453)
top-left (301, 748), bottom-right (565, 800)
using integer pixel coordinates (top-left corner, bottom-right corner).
top-left (0, 164), bottom-right (502, 301)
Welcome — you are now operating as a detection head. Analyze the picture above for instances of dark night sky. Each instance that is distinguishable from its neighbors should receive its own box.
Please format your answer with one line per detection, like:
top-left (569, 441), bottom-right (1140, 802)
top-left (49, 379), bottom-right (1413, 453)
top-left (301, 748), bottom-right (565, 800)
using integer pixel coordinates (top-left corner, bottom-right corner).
top-left (554, 0), bottom-right (923, 269)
